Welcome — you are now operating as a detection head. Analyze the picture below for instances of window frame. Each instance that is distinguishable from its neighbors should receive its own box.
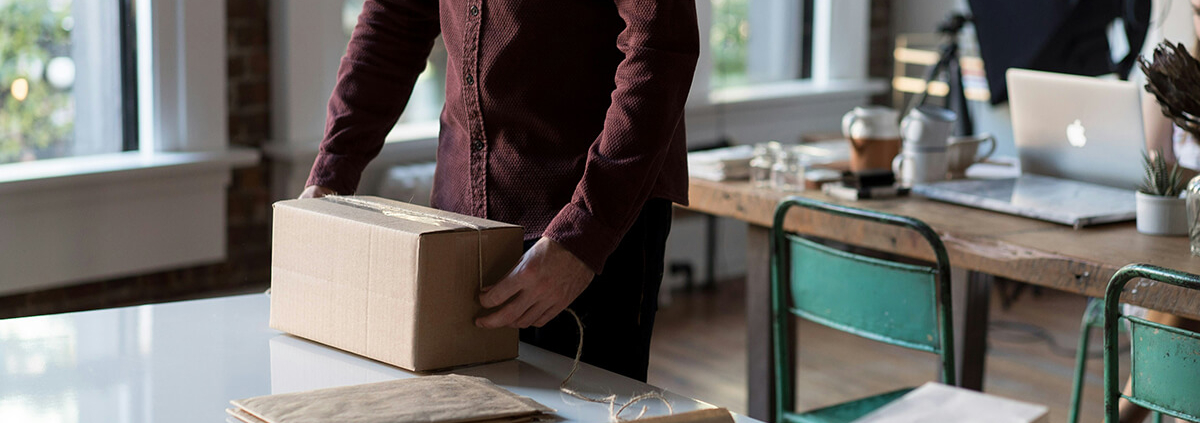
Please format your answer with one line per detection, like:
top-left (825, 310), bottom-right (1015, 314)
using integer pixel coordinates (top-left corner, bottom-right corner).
top-left (0, 0), bottom-right (258, 293)
top-left (119, 0), bottom-right (139, 152)
top-left (692, 0), bottom-right (874, 102)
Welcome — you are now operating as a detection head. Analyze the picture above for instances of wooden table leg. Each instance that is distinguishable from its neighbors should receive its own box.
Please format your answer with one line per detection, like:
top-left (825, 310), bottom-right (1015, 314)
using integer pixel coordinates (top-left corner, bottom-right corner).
top-left (959, 271), bottom-right (992, 391)
top-left (746, 224), bottom-right (774, 421)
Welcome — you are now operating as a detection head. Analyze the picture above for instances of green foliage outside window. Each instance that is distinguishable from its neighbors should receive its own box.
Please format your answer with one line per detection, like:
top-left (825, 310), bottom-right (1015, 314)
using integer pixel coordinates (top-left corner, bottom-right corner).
top-left (711, 0), bottom-right (749, 88)
top-left (1, 0), bottom-right (74, 164)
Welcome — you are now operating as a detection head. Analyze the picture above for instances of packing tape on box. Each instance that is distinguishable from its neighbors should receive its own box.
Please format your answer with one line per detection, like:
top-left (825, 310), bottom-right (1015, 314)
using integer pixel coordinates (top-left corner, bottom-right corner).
top-left (322, 195), bottom-right (486, 290)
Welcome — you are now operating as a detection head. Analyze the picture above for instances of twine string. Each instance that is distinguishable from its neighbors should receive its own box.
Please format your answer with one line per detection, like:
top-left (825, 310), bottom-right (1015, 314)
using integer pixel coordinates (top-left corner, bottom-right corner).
top-left (559, 309), bottom-right (673, 422)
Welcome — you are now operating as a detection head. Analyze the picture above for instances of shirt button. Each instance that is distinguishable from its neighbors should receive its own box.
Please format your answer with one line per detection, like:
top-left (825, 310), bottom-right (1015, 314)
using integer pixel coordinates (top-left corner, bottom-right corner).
top-left (471, 140), bottom-right (484, 151)
top-left (469, 5), bottom-right (479, 16)
top-left (465, 75), bottom-right (475, 86)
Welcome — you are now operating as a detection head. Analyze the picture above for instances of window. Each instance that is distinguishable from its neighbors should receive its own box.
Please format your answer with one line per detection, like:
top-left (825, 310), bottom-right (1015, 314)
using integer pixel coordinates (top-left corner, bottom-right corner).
top-left (335, 0), bottom-right (821, 128)
top-left (342, 0), bottom-right (446, 126)
top-left (710, 0), bottom-right (814, 89)
top-left (0, 0), bottom-right (135, 165)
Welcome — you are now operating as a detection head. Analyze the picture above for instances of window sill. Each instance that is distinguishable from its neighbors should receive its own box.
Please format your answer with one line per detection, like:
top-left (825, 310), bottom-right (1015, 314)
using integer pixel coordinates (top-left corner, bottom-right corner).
top-left (266, 78), bottom-right (888, 158)
top-left (0, 148), bottom-right (260, 195)
top-left (686, 78), bottom-right (889, 147)
top-left (0, 147), bottom-right (261, 295)
top-left (693, 78), bottom-right (889, 113)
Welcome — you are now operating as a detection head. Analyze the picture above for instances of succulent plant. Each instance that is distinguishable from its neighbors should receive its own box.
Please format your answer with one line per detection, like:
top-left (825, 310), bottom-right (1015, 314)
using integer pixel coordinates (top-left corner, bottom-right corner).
top-left (1140, 149), bottom-right (1185, 197)
top-left (1139, 41), bottom-right (1200, 140)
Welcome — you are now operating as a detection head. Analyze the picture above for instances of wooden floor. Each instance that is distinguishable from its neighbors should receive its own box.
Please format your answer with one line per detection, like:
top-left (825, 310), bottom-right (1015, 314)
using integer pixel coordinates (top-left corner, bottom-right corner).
top-left (648, 278), bottom-right (1131, 423)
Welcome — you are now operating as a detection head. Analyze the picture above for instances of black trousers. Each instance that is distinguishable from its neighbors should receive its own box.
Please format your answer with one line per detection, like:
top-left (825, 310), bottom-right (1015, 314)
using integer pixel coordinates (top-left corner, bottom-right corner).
top-left (520, 198), bottom-right (673, 382)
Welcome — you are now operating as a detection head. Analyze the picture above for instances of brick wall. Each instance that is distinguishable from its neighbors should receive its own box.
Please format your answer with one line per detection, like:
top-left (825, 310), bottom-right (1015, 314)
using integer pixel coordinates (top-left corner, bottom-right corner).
top-left (0, 0), bottom-right (273, 319)
top-left (225, 0), bottom-right (273, 288)
top-left (869, 0), bottom-right (894, 105)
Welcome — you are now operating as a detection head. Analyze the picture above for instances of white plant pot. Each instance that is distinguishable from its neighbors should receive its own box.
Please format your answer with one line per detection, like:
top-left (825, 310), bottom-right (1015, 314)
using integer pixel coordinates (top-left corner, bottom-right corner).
top-left (1136, 192), bottom-right (1188, 236)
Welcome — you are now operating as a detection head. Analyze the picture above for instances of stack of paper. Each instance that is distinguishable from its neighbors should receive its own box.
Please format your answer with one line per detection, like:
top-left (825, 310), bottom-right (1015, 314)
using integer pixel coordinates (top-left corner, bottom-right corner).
top-left (853, 382), bottom-right (1049, 423)
top-left (227, 375), bottom-right (553, 423)
top-left (687, 145), bottom-right (755, 181)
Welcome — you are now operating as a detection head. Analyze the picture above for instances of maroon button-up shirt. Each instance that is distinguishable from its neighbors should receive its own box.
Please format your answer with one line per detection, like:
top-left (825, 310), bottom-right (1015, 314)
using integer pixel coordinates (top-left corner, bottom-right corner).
top-left (307, 0), bottom-right (698, 272)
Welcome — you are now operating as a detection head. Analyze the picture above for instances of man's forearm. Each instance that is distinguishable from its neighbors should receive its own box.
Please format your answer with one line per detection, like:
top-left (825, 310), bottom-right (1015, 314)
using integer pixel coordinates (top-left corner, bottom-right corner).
top-left (307, 0), bottom-right (441, 195)
top-left (542, 0), bottom-right (700, 273)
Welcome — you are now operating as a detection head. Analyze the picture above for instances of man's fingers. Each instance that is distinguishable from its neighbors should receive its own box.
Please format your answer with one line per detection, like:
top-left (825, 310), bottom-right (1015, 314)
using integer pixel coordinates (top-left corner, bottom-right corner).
top-left (479, 272), bottom-right (522, 308)
top-left (475, 293), bottom-right (532, 328)
top-left (514, 302), bottom-right (551, 329)
top-left (532, 304), bottom-right (565, 328)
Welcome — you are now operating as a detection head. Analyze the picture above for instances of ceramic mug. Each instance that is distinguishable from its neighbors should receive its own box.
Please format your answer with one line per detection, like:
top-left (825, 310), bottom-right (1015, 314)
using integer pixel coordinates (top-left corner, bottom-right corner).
top-left (892, 149), bottom-right (949, 187)
top-left (842, 106), bottom-right (902, 173)
top-left (900, 105), bottom-right (957, 149)
top-left (946, 133), bottom-right (996, 179)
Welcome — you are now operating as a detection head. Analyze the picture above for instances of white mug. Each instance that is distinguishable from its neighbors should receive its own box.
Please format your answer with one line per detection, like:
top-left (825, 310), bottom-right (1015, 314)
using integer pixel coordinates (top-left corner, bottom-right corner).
top-left (892, 150), bottom-right (949, 187)
top-left (946, 133), bottom-right (996, 178)
top-left (842, 106), bottom-right (901, 140)
top-left (900, 105), bottom-right (957, 149)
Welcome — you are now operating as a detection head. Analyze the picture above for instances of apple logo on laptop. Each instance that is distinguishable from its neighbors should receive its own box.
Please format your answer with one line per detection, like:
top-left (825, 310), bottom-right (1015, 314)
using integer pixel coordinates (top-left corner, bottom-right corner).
top-left (1067, 119), bottom-right (1087, 147)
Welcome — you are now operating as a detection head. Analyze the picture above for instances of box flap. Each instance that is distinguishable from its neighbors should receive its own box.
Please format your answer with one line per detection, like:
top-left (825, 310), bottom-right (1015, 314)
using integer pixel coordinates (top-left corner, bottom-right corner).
top-left (274, 196), bottom-right (520, 235)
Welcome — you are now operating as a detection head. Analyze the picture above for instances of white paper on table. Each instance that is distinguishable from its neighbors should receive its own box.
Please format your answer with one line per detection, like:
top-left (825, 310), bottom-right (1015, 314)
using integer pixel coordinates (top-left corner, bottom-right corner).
top-left (852, 382), bottom-right (1049, 423)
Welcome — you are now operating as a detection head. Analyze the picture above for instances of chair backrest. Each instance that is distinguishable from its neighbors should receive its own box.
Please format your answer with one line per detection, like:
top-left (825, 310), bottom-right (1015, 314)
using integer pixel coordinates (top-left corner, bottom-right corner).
top-left (1103, 264), bottom-right (1200, 423)
top-left (770, 197), bottom-right (956, 418)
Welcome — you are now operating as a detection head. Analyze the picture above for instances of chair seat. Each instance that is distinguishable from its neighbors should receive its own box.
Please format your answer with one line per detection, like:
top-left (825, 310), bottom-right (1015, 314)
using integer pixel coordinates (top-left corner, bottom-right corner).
top-left (782, 388), bottom-right (914, 423)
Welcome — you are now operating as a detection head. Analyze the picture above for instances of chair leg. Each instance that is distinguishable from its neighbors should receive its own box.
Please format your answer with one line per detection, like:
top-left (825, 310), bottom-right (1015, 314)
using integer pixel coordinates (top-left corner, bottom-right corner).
top-left (1068, 299), bottom-right (1101, 423)
top-left (1153, 411), bottom-right (1163, 423)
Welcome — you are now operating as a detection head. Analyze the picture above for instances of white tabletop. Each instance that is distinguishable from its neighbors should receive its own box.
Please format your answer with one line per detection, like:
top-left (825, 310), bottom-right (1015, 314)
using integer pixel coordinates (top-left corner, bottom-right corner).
top-left (0, 294), bottom-right (759, 423)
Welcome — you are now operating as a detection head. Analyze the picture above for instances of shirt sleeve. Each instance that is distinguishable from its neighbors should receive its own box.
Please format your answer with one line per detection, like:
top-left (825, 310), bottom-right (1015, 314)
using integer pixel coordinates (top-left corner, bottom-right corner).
top-left (541, 0), bottom-right (699, 273)
top-left (306, 0), bottom-right (441, 195)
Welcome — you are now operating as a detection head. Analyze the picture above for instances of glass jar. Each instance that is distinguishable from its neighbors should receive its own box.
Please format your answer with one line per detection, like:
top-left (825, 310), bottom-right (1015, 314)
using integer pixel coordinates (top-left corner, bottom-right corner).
top-left (749, 142), bottom-right (780, 189)
top-left (1187, 174), bottom-right (1200, 255)
top-left (771, 146), bottom-right (809, 192)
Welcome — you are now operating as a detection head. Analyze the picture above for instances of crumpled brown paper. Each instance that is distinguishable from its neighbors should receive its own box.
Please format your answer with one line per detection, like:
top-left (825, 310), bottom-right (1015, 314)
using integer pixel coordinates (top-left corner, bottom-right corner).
top-left (226, 374), bottom-right (553, 423)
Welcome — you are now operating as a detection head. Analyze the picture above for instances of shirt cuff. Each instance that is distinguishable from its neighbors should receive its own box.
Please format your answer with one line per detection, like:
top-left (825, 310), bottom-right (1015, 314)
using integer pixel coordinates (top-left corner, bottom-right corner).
top-left (542, 203), bottom-right (624, 274)
top-left (306, 151), bottom-right (370, 195)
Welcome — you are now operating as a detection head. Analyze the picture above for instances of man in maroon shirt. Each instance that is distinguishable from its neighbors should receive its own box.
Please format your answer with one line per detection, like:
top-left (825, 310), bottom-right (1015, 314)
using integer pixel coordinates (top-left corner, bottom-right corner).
top-left (300, 0), bottom-right (698, 381)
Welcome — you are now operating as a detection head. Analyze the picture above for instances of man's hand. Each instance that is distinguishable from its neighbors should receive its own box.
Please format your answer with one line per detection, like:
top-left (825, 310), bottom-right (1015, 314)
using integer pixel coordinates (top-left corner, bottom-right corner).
top-left (298, 185), bottom-right (336, 199)
top-left (476, 237), bottom-right (595, 329)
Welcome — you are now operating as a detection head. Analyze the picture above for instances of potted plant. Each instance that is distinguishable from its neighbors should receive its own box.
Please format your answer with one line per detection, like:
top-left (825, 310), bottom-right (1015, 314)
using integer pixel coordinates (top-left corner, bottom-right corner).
top-left (1137, 150), bottom-right (1187, 236)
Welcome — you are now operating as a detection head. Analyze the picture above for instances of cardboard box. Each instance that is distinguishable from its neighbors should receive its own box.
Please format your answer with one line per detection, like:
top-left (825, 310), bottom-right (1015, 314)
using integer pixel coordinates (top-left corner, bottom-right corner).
top-left (270, 196), bottom-right (523, 371)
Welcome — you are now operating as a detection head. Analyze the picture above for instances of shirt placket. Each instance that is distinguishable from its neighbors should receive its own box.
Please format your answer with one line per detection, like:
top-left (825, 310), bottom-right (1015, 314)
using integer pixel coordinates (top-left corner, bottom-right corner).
top-left (461, 0), bottom-right (488, 218)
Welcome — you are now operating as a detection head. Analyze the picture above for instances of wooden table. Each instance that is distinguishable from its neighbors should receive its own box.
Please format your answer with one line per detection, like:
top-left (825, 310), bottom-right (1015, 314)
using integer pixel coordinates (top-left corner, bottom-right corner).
top-left (683, 177), bottom-right (1200, 422)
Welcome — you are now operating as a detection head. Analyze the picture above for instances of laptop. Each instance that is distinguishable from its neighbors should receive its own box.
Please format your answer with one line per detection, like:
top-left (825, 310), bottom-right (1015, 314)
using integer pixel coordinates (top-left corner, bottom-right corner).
top-left (1007, 69), bottom-right (1145, 190)
top-left (913, 69), bottom-right (1141, 228)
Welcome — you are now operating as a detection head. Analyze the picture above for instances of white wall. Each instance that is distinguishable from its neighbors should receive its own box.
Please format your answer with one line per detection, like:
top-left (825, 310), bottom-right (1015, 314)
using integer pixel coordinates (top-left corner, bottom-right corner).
top-left (891, 0), bottom-right (964, 37)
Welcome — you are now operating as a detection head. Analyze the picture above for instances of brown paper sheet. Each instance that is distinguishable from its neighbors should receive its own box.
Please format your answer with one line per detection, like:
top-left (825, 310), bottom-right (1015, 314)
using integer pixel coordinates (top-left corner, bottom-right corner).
top-left (229, 375), bottom-right (552, 423)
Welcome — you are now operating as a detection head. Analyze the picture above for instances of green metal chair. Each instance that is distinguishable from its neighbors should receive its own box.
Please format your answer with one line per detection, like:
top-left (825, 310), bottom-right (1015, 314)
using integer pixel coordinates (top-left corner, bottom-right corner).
top-left (1068, 298), bottom-right (1112, 423)
top-left (771, 197), bottom-right (957, 423)
top-left (1102, 264), bottom-right (1200, 423)
top-left (1068, 299), bottom-right (1145, 423)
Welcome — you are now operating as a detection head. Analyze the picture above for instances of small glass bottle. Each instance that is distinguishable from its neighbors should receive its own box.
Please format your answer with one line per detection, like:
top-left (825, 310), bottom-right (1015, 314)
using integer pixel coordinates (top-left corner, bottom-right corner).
top-left (749, 144), bottom-right (772, 188)
top-left (749, 142), bottom-right (780, 189)
top-left (771, 146), bottom-right (808, 192)
top-left (1186, 174), bottom-right (1200, 255)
